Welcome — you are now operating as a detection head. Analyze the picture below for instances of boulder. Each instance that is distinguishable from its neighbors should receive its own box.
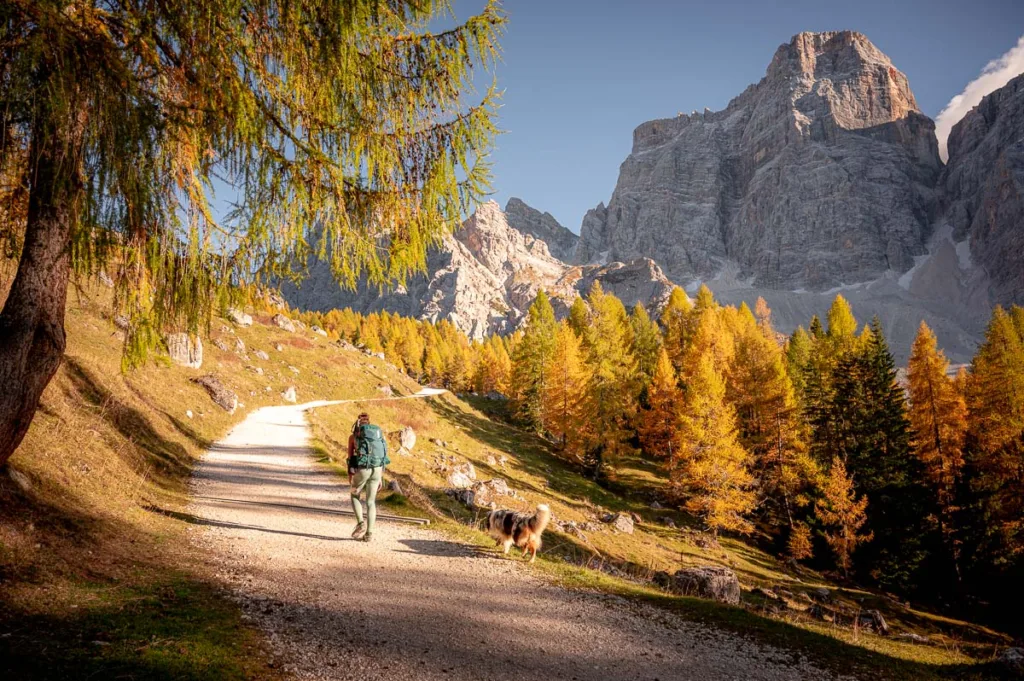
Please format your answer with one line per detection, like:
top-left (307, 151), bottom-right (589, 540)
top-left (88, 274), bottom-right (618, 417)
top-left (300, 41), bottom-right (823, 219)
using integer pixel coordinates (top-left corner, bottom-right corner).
top-left (660, 517), bottom-right (677, 528)
top-left (112, 314), bottom-right (130, 331)
top-left (603, 512), bottom-right (634, 534)
top-left (248, 366), bottom-right (264, 376)
top-left (98, 270), bottom-right (114, 288)
top-left (253, 350), bottom-right (270, 361)
top-left (665, 565), bottom-right (741, 605)
top-left (234, 337), bottom-right (246, 354)
top-left (470, 478), bottom-right (511, 506)
top-left (227, 308), bottom-right (253, 327)
top-left (857, 609), bottom-right (890, 635)
top-left (999, 647), bottom-right (1024, 674)
top-left (311, 325), bottom-right (328, 336)
top-left (452, 462), bottom-right (476, 481)
top-left (213, 338), bottom-right (231, 352)
top-left (275, 343), bottom-right (284, 352)
top-left (191, 374), bottom-right (237, 413)
top-left (399, 426), bottom-right (416, 451)
top-left (281, 386), bottom-right (297, 403)
top-left (447, 487), bottom-right (476, 507)
top-left (377, 384), bottom-right (394, 397)
top-left (165, 333), bottom-right (203, 369)
top-left (445, 470), bottom-right (474, 490)
top-left (272, 313), bottom-right (296, 332)
top-left (388, 480), bottom-right (404, 495)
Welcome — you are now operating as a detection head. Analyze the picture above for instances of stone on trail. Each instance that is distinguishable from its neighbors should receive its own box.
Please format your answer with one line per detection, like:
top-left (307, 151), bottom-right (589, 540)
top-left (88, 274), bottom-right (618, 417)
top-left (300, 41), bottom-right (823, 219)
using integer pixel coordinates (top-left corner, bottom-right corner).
top-left (191, 374), bottom-right (238, 413)
top-left (662, 565), bottom-right (741, 605)
top-left (165, 333), bottom-right (203, 369)
top-left (272, 313), bottom-right (296, 332)
top-left (281, 386), bottom-right (297, 403)
top-left (227, 308), bottom-right (253, 327)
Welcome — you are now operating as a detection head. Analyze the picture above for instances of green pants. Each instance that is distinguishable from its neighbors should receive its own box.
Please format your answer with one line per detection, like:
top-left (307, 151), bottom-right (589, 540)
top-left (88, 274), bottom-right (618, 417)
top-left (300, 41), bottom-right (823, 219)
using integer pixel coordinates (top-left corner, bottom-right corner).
top-left (350, 466), bottom-right (383, 534)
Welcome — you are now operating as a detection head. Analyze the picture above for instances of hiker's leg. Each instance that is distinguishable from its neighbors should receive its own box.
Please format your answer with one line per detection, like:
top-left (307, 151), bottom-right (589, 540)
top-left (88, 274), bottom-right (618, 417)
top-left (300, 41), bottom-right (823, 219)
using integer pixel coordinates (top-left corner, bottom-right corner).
top-left (365, 466), bottom-right (383, 534)
top-left (350, 468), bottom-right (371, 525)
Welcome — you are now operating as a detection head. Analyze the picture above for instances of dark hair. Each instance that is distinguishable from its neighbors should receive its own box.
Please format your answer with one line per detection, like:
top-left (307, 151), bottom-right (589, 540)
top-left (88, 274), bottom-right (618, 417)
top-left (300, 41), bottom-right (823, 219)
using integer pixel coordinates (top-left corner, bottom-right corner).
top-left (353, 413), bottom-right (369, 434)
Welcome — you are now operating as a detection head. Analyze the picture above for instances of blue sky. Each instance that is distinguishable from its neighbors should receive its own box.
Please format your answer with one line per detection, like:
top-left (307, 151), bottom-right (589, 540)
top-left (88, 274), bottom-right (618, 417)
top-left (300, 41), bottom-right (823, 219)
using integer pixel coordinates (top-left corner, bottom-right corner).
top-left (463, 0), bottom-right (1024, 232)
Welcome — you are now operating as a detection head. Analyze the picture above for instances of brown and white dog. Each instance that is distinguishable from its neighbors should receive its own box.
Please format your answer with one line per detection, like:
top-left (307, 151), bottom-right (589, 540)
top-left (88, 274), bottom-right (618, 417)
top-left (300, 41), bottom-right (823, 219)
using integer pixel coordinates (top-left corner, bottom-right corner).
top-left (486, 504), bottom-right (550, 563)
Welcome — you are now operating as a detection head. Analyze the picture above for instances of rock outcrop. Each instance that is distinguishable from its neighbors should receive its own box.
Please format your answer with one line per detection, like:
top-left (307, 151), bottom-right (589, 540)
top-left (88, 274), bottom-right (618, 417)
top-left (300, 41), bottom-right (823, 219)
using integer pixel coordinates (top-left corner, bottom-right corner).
top-left (576, 31), bottom-right (942, 291)
top-left (504, 197), bottom-right (579, 261)
top-left (942, 72), bottom-right (1024, 306)
top-left (281, 200), bottom-right (674, 339)
top-left (655, 565), bottom-right (741, 605)
top-left (165, 333), bottom-right (203, 369)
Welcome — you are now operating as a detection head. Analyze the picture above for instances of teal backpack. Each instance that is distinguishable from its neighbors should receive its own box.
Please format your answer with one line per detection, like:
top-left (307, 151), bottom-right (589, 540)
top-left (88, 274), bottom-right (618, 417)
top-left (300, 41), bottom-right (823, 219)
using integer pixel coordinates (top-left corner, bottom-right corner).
top-left (353, 423), bottom-right (390, 469)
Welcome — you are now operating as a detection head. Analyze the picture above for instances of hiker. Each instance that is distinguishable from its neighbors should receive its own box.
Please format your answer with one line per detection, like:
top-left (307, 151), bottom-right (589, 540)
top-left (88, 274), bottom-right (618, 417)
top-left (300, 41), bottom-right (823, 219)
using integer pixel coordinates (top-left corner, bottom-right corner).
top-left (347, 412), bottom-right (390, 542)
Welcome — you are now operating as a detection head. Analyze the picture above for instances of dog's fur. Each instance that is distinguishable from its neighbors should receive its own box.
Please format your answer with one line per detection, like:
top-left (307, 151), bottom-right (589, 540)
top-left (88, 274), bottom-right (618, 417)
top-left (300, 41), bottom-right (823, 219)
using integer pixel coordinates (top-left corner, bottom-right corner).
top-left (486, 504), bottom-right (550, 562)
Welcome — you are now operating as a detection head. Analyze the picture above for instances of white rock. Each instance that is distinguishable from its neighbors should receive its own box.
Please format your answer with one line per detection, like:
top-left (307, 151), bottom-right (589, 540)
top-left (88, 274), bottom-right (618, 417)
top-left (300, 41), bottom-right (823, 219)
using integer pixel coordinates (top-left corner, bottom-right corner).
top-left (164, 333), bottom-right (203, 369)
top-left (227, 308), bottom-right (253, 327)
top-left (281, 386), bottom-right (297, 403)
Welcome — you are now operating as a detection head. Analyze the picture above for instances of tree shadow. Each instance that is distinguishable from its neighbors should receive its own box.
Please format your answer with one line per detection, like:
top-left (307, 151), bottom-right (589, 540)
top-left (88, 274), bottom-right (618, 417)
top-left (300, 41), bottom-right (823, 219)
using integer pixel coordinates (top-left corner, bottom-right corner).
top-left (62, 357), bottom-right (193, 487)
top-left (145, 505), bottom-right (353, 542)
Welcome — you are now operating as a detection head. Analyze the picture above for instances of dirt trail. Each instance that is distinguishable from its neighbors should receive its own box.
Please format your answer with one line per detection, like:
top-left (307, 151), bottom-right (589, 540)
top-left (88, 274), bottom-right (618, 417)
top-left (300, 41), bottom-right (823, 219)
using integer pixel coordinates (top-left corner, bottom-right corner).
top-left (189, 402), bottom-right (847, 680)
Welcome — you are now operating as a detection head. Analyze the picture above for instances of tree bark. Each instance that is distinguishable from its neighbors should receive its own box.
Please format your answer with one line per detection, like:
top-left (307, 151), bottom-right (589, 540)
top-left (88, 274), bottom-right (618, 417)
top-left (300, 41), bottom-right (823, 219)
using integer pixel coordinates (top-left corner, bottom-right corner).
top-left (0, 87), bottom-right (85, 467)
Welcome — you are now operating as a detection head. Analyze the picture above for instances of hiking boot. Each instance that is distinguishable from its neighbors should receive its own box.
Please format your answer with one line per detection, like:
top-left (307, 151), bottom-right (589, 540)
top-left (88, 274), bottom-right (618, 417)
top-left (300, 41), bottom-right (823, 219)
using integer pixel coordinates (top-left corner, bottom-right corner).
top-left (361, 532), bottom-right (373, 543)
top-left (351, 522), bottom-right (366, 539)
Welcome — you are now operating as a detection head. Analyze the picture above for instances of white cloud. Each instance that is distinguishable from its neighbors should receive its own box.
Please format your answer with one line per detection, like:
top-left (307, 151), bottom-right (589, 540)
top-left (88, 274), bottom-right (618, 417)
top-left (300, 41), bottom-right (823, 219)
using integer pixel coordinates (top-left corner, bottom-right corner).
top-left (935, 35), bottom-right (1024, 162)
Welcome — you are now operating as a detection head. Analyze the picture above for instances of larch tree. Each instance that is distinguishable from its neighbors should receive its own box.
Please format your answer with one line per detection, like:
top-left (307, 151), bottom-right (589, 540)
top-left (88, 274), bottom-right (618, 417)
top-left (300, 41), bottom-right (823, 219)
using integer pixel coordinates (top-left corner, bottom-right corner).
top-left (907, 320), bottom-right (968, 578)
top-left (0, 0), bottom-right (505, 465)
top-left (660, 286), bottom-right (692, 374)
top-left (638, 348), bottom-right (681, 459)
top-left (542, 321), bottom-right (592, 460)
top-left (567, 296), bottom-right (589, 338)
top-left (510, 290), bottom-right (557, 430)
top-left (729, 302), bottom-right (814, 531)
top-left (579, 282), bottom-right (638, 479)
top-left (629, 302), bottom-right (663, 386)
top-left (671, 352), bottom-right (755, 536)
top-left (816, 456), bottom-right (872, 577)
top-left (964, 306), bottom-right (1024, 569)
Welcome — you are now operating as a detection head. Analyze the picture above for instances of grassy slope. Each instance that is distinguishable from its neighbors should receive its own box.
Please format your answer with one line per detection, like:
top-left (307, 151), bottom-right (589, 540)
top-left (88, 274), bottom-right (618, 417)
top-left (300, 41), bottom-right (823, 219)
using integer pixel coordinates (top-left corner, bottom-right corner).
top-left (0, 280), bottom-right (1013, 680)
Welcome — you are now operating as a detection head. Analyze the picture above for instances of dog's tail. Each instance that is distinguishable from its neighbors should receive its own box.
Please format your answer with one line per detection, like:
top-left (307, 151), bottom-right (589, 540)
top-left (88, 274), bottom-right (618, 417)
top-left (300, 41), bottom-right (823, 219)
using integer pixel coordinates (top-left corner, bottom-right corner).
top-left (531, 504), bottom-right (551, 534)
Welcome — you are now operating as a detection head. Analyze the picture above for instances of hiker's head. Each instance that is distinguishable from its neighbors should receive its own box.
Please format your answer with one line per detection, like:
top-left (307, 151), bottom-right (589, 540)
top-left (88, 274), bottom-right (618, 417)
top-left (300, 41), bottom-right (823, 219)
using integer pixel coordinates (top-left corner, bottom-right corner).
top-left (354, 413), bottom-right (370, 431)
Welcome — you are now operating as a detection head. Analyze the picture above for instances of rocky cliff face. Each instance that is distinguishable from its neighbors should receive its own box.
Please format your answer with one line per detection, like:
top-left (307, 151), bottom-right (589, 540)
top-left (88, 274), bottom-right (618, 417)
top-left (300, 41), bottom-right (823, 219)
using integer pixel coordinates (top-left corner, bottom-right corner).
top-left (504, 197), bottom-right (579, 261)
top-left (576, 31), bottom-right (942, 290)
top-left (280, 201), bottom-right (673, 339)
top-left (942, 72), bottom-right (1024, 306)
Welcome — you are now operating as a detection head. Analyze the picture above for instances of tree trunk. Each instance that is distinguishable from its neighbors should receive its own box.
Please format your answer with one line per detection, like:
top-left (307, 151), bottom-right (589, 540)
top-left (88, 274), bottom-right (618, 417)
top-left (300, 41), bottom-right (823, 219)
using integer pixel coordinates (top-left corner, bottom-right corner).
top-left (0, 89), bottom-right (85, 467)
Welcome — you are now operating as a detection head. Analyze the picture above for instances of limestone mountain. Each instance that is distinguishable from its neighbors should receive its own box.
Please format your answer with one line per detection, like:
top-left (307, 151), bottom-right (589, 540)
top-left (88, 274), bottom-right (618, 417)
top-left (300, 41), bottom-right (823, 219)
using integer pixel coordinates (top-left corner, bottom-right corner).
top-left (504, 197), bottom-right (580, 262)
top-left (575, 31), bottom-right (942, 291)
top-left (280, 201), bottom-right (673, 339)
top-left (941, 72), bottom-right (1024, 306)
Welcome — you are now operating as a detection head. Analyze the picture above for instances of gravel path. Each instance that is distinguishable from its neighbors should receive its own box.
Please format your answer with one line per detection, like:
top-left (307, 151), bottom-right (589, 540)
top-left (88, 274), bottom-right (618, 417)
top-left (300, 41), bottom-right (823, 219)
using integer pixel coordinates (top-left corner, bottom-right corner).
top-left (189, 403), bottom-right (848, 681)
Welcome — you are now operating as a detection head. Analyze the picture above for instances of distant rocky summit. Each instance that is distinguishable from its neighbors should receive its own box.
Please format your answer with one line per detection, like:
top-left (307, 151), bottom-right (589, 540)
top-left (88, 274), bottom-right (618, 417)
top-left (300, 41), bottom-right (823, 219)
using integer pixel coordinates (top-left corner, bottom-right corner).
top-left (575, 31), bottom-right (941, 290)
top-left (280, 201), bottom-right (673, 339)
top-left (504, 197), bottom-right (579, 262)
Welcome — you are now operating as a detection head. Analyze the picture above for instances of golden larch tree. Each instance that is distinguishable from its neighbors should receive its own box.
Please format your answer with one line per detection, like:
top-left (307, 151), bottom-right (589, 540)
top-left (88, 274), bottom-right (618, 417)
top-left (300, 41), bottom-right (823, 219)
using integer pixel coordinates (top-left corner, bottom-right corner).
top-left (671, 353), bottom-right (755, 536)
top-left (816, 457), bottom-right (872, 576)
top-left (542, 322), bottom-right (593, 460)
top-left (639, 348), bottom-right (682, 459)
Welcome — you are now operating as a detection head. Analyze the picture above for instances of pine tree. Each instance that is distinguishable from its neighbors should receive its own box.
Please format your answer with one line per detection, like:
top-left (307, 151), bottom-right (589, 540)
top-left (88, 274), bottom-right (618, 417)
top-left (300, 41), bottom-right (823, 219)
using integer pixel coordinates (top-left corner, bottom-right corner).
top-left (510, 291), bottom-right (558, 429)
top-left (542, 322), bottom-right (593, 460)
top-left (671, 353), bottom-right (755, 536)
top-left (907, 321), bottom-right (968, 579)
top-left (816, 457), bottom-right (872, 577)
top-left (639, 349), bottom-right (682, 459)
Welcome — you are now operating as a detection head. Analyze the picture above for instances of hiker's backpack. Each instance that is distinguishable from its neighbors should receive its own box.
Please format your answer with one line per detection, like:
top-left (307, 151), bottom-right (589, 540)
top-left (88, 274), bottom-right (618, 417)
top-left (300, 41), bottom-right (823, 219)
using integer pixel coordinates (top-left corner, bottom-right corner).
top-left (353, 423), bottom-right (390, 469)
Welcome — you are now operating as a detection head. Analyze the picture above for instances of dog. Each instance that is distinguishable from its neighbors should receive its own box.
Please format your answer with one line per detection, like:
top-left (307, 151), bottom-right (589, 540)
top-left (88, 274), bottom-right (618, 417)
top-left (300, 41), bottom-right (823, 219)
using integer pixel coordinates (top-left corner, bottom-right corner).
top-left (486, 504), bottom-right (550, 563)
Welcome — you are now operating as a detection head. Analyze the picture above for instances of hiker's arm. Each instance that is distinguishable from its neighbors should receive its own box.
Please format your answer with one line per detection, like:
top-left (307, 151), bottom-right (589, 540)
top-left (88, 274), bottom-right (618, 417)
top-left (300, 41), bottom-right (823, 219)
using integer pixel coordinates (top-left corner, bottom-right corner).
top-left (347, 435), bottom-right (356, 483)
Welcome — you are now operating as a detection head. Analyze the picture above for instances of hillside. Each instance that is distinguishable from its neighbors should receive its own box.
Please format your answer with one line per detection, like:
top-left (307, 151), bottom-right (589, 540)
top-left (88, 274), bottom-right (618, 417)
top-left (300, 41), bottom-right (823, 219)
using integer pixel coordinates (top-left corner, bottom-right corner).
top-left (1, 280), bottom-right (1016, 680)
